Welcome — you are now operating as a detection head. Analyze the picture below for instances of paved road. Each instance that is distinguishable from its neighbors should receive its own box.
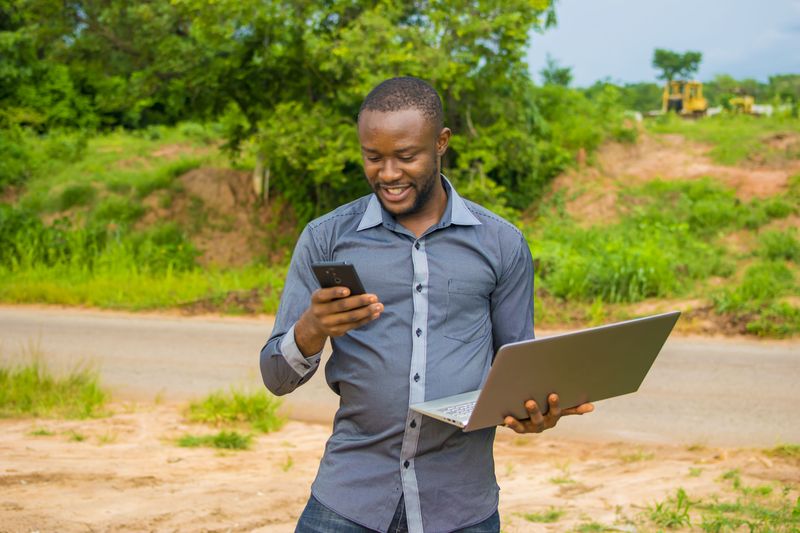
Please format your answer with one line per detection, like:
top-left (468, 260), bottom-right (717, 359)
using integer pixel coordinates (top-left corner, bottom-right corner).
top-left (1, 306), bottom-right (798, 447)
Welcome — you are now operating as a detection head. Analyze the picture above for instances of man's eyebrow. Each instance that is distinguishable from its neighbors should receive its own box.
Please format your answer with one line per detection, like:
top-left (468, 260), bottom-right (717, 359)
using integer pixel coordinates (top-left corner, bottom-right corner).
top-left (360, 145), bottom-right (422, 154)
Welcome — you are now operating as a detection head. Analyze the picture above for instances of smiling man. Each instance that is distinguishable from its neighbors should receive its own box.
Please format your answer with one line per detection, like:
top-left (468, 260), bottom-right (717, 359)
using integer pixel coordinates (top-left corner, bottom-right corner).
top-left (260, 77), bottom-right (592, 533)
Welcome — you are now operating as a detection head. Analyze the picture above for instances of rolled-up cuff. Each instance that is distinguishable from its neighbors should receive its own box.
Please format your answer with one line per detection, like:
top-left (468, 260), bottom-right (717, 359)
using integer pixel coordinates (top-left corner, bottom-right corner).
top-left (280, 324), bottom-right (322, 377)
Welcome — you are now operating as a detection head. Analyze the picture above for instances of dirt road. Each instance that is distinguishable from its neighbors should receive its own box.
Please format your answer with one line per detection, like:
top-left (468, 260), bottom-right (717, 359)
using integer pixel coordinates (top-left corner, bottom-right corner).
top-left (1, 305), bottom-right (799, 532)
top-left (1, 305), bottom-right (799, 447)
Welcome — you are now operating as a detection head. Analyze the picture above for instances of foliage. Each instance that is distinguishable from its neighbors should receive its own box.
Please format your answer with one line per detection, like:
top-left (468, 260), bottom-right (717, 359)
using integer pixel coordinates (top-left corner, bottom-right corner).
top-left (185, 388), bottom-right (284, 434)
top-left (540, 54), bottom-right (572, 87)
top-left (652, 49), bottom-right (702, 82)
top-left (1, 0), bottom-right (640, 225)
top-left (0, 357), bottom-right (108, 419)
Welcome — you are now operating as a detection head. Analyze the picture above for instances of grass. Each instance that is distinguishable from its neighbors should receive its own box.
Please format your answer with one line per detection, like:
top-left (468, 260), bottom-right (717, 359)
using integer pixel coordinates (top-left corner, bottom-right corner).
top-left (185, 388), bottom-right (285, 434)
top-left (765, 444), bottom-right (800, 461)
top-left (0, 262), bottom-right (286, 312)
top-left (521, 508), bottom-right (564, 523)
top-left (647, 113), bottom-right (800, 165)
top-left (0, 356), bottom-right (108, 419)
top-left (527, 175), bottom-right (800, 336)
top-left (177, 430), bottom-right (252, 450)
top-left (634, 471), bottom-right (800, 531)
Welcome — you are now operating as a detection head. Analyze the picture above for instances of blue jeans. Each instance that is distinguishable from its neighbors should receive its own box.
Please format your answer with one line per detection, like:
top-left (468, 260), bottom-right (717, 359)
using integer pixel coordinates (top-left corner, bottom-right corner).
top-left (296, 494), bottom-right (500, 533)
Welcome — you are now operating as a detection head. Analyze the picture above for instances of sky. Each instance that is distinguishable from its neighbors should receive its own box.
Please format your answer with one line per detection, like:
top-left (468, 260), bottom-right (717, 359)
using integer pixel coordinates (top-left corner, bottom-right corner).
top-left (526, 0), bottom-right (800, 87)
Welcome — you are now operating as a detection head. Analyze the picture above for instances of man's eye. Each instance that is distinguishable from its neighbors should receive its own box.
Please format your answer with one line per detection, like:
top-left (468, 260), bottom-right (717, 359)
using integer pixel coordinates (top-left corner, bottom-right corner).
top-left (366, 156), bottom-right (381, 163)
top-left (398, 155), bottom-right (415, 162)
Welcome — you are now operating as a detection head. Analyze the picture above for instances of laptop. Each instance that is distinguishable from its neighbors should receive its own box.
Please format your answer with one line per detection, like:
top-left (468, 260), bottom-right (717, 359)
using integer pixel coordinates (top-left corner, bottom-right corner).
top-left (410, 311), bottom-right (680, 432)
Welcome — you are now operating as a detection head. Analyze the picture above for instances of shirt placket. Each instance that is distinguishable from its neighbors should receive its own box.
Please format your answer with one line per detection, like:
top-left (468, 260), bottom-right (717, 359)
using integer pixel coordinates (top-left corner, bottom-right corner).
top-left (398, 237), bottom-right (428, 533)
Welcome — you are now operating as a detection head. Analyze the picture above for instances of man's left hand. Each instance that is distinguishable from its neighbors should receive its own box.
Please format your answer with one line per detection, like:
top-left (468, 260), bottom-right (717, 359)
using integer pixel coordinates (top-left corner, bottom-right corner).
top-left (503, 394), bottom-right (594, 434)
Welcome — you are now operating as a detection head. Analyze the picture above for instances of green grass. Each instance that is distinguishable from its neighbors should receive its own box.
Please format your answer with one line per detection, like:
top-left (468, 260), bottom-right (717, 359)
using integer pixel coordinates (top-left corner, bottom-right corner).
top-left (649, 488), bottom-right (693, 528)
top-left (0, 262), bottom-right (285, 312)
top-left (713, 261), bottom-right (800, 337)
top-left (185, 388), bottom-right (285, 434)
top-left (177, 430), bottom-right (252, 450)
top-left (16, 126), bottom-right (222, 215)
top-left (521, 508), bottom-right (564, 523)
top-left (647, 113), bottom-right (800, 165)
top-left (633, 471), bottom-right (800, 531)
top-left (758, 228), bottom-right (800, 262)
top-left (0, 357), bottom-right (108, 419)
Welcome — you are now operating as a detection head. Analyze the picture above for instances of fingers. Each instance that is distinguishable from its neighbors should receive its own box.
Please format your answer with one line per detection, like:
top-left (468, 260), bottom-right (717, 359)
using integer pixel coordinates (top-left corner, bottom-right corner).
top-left (562, 403), bottom-right (594, 416)
top-left (504, 416), bottom-right (527, 434)
top-left (309, 289), bottom-right (383, 337)
top-left (503, 397), bottom-right (595, 434)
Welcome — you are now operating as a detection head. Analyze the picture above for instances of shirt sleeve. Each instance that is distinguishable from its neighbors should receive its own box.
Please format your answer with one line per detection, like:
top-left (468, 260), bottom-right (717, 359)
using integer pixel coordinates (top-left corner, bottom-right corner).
top-left (490, 233), bottom-right (535, 353)
top-left (259, 225), bottom-right (324, 396)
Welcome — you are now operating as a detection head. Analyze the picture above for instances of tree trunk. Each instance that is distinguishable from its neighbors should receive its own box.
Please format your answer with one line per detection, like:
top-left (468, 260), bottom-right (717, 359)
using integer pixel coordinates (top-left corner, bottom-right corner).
top-left (252, 152), bottom-right (266, 202)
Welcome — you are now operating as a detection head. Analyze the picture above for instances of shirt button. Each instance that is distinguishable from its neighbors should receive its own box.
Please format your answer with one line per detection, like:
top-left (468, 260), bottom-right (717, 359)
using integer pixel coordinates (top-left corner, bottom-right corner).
top-left (414, 242), bottom-right (420, 250)
top-left (415, 328), bottom-right (422, 337)
top-left (403, 460), bottom-right (410, 468)
top-left (413, 373), bottom-right (420, 382)
top-left (415, 284), bottom-right (422, 292)
top-left (410, 420), bottom-right (417, 428)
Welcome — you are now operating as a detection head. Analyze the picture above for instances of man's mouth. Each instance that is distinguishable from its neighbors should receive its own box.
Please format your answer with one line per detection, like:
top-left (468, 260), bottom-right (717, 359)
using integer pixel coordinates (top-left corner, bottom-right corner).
top-left (378, 184), bottom-right (413, 202)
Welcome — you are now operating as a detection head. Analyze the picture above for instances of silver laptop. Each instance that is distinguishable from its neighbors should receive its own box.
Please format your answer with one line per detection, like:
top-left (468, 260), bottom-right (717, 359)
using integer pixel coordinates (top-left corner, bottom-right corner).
top-left (410, 311), bottom-right (680, 432)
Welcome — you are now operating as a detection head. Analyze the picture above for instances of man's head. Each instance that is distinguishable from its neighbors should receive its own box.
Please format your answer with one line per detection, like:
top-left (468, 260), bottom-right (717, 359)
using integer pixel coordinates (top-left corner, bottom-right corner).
top-left (357, 77), bottom-right (451, 223)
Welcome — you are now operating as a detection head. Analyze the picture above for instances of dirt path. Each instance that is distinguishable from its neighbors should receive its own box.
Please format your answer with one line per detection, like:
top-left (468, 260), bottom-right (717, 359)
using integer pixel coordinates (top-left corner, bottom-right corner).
top-left (1, 403), bottom-right (797, 532)
top-left (3, 305), bottom-right (800, 448)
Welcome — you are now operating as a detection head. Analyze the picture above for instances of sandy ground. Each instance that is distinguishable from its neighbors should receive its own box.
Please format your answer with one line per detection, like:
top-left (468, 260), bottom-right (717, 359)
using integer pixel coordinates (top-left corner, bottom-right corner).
top-left (1, 402), bottom-right (798, 533)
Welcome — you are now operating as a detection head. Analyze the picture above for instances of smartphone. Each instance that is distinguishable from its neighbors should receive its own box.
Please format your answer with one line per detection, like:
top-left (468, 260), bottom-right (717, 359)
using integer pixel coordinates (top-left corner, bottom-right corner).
top-left (311, 262), bottom-right (366, 296)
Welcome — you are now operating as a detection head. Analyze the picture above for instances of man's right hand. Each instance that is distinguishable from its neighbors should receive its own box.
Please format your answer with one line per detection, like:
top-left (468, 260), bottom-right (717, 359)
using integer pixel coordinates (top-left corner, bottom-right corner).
top-left (294, 287), bottom-right (383, 356)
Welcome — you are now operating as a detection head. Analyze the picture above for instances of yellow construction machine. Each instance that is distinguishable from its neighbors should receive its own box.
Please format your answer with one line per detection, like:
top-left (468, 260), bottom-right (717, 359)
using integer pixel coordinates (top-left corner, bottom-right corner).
top-left (661, 80), bottom-right (708, 117)
top-left (729, 93), bottom-right (755, 114)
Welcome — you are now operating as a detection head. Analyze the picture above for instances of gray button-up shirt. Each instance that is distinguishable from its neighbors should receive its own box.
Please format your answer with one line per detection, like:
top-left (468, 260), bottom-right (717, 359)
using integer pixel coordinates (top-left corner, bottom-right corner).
top-left (260, 177), bottom-right (534, 533)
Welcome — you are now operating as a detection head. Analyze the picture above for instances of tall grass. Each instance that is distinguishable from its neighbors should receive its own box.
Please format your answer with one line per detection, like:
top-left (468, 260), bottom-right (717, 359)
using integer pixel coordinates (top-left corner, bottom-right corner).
top-left (0, 356), bottom-right (108, 418)
top-left (0, 204), bottom-right (286, 311)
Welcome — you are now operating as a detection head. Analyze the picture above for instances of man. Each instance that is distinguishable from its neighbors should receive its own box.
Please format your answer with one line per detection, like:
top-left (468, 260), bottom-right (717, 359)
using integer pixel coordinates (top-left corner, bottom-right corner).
top-left (260, 77), bottom-right (593, 533)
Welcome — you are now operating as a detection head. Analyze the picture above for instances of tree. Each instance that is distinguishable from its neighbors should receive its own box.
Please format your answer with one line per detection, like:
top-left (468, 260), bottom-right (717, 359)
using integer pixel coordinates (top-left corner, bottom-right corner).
top-left (540, 54), bottom-right (572, 87)
top-left (652, 49), bottom-right (702, 82)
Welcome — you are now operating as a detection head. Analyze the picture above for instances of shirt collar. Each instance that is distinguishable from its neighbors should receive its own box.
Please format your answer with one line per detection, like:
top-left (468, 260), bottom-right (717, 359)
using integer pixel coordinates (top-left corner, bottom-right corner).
top-left (357, 175), bottom-right (481, 232)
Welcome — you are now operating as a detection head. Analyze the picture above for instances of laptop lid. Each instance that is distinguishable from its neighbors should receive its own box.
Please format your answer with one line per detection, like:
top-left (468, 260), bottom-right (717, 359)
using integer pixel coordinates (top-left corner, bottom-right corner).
top-left (462, 311), bottom-right (680, 432)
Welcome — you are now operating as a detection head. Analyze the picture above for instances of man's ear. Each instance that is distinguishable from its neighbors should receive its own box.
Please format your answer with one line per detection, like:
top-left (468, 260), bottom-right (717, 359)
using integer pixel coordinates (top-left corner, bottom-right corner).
top-left (436, 127), bottom-right (451, 157)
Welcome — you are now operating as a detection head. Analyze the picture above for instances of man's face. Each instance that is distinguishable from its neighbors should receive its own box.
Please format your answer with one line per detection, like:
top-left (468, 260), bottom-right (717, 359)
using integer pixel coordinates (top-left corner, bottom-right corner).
top-left (357, 108), bottom-right (450, 219)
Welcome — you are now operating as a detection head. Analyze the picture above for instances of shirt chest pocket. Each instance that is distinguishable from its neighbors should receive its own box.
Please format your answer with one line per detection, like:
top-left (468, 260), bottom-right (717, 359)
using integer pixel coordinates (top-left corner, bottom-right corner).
top-left (444, 278), bottom-right (493, 343)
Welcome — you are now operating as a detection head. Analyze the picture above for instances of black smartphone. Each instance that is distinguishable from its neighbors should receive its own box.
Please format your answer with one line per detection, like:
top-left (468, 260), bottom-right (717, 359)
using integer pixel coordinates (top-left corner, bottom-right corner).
top-left (311, 262), bottom-right (366, 296)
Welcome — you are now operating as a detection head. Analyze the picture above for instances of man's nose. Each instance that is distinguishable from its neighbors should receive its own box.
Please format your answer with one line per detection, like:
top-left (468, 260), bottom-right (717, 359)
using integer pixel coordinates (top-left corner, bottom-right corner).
top-left (379, 158), bottom-right (402, 181)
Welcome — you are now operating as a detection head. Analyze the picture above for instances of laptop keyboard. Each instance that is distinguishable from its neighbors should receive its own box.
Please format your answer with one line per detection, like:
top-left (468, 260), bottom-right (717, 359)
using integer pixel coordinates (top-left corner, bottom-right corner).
top-left (440, 401), bottom-right (477, 422)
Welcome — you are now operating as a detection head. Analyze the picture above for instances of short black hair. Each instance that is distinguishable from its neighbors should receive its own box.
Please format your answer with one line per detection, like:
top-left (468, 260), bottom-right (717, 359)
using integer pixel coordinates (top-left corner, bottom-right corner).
top-left (359, 77), bottom-right (444, 130)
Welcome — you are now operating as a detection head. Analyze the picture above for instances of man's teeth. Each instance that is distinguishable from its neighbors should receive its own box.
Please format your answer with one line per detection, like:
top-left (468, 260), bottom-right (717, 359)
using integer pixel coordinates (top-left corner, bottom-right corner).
top-left (387, 187), bottom-right (406, 195)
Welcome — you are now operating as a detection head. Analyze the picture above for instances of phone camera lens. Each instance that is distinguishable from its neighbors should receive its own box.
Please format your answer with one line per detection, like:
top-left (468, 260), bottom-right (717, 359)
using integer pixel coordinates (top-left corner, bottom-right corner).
top-left (334, 277), bottom-right (342, 284)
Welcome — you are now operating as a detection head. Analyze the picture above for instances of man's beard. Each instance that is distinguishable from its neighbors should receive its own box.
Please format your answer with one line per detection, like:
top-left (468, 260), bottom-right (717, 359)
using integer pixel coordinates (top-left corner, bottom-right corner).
top-left (373, 166), bottom-right (440, 218)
